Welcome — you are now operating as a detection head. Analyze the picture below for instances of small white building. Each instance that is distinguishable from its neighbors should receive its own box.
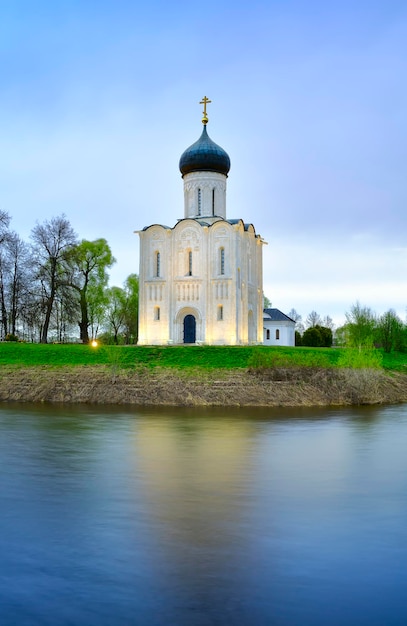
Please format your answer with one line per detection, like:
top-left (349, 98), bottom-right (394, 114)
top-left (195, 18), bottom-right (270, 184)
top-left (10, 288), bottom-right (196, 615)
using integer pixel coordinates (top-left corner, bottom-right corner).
top-left (137, 98), bottom-right (266, 345)
top-left (263, 308), bottom-right (296, 346)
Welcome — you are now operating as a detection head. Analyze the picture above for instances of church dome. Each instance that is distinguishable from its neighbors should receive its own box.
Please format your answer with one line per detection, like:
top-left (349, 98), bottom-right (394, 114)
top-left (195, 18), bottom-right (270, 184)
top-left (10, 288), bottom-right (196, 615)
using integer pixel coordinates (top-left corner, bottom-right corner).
top-left (179, 125), bottom-right (231, 177)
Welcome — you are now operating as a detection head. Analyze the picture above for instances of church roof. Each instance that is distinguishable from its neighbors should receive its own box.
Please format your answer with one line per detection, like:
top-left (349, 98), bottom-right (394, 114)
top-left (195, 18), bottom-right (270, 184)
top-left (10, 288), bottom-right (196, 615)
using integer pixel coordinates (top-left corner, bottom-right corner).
top-left (141, 224), bottom-right (171, 231)
top-left (227, 219), bottom-right (254, 231)
top-left (179, 125), bottom-right (231, 177)
top-left (139, 218), bottom-right (263, 239)
top-left (263, 308), bottom-right (295, 323)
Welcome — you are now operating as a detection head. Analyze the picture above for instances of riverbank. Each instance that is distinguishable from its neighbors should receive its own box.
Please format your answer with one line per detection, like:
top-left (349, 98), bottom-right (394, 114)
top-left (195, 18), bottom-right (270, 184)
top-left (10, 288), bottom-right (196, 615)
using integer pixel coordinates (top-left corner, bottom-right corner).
top-left (1, 365), bottom-right (407, 406)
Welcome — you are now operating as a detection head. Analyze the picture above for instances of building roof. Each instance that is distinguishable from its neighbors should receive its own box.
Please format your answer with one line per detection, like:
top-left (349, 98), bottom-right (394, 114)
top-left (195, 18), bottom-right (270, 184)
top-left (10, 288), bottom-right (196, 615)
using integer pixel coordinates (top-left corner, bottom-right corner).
top-left (263, 308), bottom-right (295, 323)
top-left (139, 218), bottom-right (262, 238)
top-left (179, 125), bottom-right (231, 177)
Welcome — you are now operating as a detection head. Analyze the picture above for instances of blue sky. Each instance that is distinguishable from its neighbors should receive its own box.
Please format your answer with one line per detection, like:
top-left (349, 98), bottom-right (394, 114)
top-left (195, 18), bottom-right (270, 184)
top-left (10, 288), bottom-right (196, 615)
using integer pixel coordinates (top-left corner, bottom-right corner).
top-left (1, 1), bottom-right (406, 325)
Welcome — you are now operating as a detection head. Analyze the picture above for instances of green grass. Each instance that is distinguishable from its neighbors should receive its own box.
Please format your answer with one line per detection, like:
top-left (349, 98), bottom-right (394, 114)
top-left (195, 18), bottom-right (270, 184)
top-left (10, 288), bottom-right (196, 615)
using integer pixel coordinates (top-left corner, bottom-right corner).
top-left (1, 342), bottom-right (406, 372)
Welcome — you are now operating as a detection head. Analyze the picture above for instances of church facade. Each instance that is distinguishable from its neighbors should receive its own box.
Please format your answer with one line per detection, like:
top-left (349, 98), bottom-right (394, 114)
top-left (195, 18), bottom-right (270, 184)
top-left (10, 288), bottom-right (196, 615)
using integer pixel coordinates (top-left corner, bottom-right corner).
top-left (137, 98), bottom-right (265, 345)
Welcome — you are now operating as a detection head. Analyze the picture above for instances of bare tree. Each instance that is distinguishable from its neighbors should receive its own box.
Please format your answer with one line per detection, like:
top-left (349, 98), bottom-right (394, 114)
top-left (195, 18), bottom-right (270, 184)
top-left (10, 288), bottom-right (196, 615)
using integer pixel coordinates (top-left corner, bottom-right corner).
top-left (4, 233), bottom-right (32, 336)
top-left (322, 315), bottom-right (335, 331)
top-left (31, 215), bottom-right (77, 343)
top-left (0, 210), bottom-right (10, 244)
top-left (306, 310), bottom-right (322, 328)
top-left (0, 213), bottom-right (12, 337)
top-left (288, 308), bottom-right (305, 333)
top-left (0, 249), bottom-right (9, 337)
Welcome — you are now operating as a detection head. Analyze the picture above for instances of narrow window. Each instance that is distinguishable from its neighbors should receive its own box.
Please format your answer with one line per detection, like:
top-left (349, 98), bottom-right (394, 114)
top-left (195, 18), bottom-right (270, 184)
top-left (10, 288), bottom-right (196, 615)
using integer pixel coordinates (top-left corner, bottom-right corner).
top-left (155, 251), bottom-right (160, 278)
top-left (155, 306), bottom-right (160, 321)
top-left (212, 188), bottom-right (215, 215)
top-left (218, 305), bottom-right (223, 321)
top-left (276, 329), bottom-right (280, 340)
top-left (197, 188), bottom-right (202, 215)
top-left (188, 250), bottom-right (193, 276)
top-left (266, 329), bottom-right (270, 340)
top-left (220, 247), bottom-right (225, 275)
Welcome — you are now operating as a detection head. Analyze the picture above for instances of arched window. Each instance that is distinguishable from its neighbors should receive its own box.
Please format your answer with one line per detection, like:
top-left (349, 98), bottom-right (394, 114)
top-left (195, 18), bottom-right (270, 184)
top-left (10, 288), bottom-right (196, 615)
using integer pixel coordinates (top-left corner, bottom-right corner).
top-left (155, 251), bottom-right (160, 278)
top-left (218, 305), bottom-right (223, 321)
top-left (212, 188), bottom-right (215, 215)
top-left (154, 306), bottom-right (160, 321)
top-left (197, 188), bottom-right (202, 216)
top-left (188, 250), bottom-right (193, 276)
top-left (266, 329), bottom-right (270, 340)
top-left (220, 247), bottom-right (225, 275)
top-left (275, 329), bottom-right (280, 340)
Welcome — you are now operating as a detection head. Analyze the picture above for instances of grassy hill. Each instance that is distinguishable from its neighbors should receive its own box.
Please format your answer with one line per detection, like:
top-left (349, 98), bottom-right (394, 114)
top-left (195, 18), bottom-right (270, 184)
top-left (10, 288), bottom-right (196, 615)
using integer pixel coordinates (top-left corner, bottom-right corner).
top-left (1, 342), bottom-right (406, 371)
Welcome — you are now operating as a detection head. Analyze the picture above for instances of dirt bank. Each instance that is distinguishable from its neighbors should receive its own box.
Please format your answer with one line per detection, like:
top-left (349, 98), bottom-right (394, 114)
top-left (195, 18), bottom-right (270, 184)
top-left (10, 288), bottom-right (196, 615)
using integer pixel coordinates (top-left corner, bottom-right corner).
top-left (1, 366), bottom-right (407, 406)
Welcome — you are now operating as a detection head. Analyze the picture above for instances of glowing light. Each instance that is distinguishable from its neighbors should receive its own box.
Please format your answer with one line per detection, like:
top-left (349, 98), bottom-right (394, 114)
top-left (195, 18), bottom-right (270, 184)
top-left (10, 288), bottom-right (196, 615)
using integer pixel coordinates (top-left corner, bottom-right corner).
top-left (91, 340), bottom-right (98, 348)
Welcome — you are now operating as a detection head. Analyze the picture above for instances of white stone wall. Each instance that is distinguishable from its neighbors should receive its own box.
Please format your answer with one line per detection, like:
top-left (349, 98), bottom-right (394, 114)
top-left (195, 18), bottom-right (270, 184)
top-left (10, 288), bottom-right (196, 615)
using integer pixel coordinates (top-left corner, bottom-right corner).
top-left (183, 171), bottom-right (227, 219)
top-left (137, 218), bottom-right (264, 345)
top-left (263, 320), bottom-right (295, 346)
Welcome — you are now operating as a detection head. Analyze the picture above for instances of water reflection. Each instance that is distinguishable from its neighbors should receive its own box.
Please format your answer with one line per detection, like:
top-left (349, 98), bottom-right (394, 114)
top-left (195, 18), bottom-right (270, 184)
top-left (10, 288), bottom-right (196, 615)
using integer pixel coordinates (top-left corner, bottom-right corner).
top-left (0, 403), bottom-right (407, 625)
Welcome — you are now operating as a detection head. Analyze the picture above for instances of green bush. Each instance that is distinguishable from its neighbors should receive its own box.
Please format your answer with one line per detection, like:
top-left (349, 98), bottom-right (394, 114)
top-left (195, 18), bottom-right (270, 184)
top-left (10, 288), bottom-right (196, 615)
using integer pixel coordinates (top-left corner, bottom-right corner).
top-left (337, 348), bottom-right (383, 369)
top-left (302, 325), bottom-right (333, 347)
top-left (5, 333), bottom-right (19, 342)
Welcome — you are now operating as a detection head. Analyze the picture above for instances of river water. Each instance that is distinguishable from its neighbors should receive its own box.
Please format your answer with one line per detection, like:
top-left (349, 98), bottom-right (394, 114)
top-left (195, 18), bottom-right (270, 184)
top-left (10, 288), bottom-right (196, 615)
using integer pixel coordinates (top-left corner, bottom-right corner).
top-left (1, 403), bottom-right (407, 626)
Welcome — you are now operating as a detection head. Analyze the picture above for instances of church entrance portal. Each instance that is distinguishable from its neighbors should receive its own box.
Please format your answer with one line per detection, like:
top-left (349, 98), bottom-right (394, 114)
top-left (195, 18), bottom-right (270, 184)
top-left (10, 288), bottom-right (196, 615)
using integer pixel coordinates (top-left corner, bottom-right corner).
top-left (183, 315), bottom-right (196, 344)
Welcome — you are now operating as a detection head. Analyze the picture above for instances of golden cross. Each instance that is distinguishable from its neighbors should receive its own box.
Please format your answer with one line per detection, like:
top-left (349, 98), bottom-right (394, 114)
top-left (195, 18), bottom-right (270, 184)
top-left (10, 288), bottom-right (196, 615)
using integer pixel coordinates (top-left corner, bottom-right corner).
top-left (200, 96), bottom-right (211, 124)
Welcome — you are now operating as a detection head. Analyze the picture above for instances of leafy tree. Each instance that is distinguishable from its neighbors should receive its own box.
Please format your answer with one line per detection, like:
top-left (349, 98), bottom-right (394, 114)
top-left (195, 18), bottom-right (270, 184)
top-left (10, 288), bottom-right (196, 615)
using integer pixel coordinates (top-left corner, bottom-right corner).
top-left (88, 284), bottom-right (109, 341)
top-left (302, 325), bottom-right (333, 347)
top-left (318, 325), bottom-right (333, 347)
top-left (376, 309), bottom-right (406, 353)
top-left (31, 215), bottom-right (77, 343)
top-left (334, 325), bottom-right (347, 347)
top-left (263, 295), bottom-right (272, 308)
top-left (122, 274), bottom-right (139, 344)
top-left (105, 286), bottom-right (127, 344)
top-left (65, 238), bottom-right (115, 343)
top-left (344, 302), bottom-right (376, 349)
top-left (295, 330), bottom-right (302, 346)
top-left (302, 327), bottom-right (323, 347)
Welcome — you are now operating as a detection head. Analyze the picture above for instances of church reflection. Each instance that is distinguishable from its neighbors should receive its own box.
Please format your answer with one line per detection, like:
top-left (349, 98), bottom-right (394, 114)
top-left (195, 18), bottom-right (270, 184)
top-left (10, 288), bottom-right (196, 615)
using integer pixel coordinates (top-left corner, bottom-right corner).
top-left (128, 414), bottom-right (263, 614)
top-left (132, 415), bottom-right (256, 549)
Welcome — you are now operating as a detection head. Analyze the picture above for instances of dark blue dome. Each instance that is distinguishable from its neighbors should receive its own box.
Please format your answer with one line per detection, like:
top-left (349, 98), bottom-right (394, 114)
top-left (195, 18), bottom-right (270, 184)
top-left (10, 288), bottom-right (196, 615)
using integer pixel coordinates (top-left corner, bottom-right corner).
top-left (179, 126), bottom-right (230, 177)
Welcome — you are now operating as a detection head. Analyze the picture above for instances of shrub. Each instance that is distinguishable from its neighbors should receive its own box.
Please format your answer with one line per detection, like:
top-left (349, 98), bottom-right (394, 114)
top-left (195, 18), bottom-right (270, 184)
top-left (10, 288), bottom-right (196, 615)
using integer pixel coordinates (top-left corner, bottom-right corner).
top-left (302, 325), bottom-right (333, 347)
top-left (337, 348), bottom-right (383, 369)
top-left (5, 333), bottom-right (19, 342)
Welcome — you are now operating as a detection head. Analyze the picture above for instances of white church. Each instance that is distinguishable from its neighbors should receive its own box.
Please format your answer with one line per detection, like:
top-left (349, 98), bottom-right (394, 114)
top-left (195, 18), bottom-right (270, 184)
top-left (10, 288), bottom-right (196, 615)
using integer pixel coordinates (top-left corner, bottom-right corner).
top-left (137, 98), bottom-right (293, 346)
